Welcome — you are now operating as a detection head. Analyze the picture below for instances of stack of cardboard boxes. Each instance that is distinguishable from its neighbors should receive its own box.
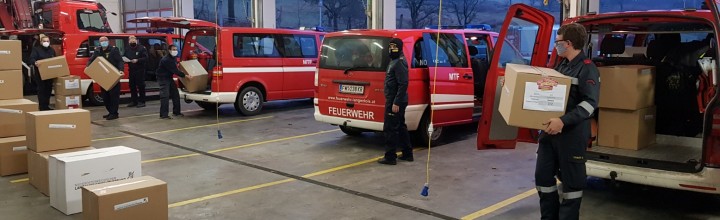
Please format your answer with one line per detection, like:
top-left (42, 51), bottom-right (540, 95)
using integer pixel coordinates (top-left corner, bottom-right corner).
top-left (35, 56), bottom-right (81, 109)
top-left (0, 40), bottom-right (38, 177)
top-left (597, 65), bottom-right (657, 150)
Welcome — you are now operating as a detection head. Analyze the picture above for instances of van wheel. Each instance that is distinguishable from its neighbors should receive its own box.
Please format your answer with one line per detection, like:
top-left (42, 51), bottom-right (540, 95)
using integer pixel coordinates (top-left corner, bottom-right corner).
top-left (339, 125), bottom-right (363, 136)
top-left (87, 86), bottom-right (104, 106)
top-left (234, 86), bottom-right (263, 116)
top-left (196, 101), bottom-right (219, 111)
top-left (413, 114), bottom-right (443, 146)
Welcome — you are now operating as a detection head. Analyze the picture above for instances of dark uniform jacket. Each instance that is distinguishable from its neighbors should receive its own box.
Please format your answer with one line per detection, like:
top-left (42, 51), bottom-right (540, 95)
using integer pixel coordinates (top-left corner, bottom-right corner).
top-left (87, 46), bottom-right (124, 71)
top-left (384, 55), bottom-right (409, 105)
top-left (156, 55), bottom-right (185, 79)
top-left (123, 45), bottom-right (148, 71)
top-left (29, 45), bottom-right (56, 65)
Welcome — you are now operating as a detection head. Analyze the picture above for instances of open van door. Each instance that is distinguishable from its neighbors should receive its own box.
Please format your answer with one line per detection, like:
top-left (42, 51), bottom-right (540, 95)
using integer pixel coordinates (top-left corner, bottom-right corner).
top-left (476, 4), bottom-right (554, 149)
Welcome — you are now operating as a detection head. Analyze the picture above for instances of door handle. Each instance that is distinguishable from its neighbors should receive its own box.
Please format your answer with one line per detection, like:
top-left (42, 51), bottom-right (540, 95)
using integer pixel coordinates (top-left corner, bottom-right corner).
top-left (463, 74), bottom-right (473, 80)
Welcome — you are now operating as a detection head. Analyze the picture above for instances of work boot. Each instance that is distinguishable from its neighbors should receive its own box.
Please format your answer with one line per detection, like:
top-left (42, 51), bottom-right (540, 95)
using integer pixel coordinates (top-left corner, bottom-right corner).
top-left (159, 116), bottom-right (172, 120)
top-left (137, 103), bottom-right (146, 108)
top-left (398, 154), bottom-right (414, 162)
top-left (102, 114), bottom-right (110, 119)
top-left (105, 114), bottom-right (119, 120)
top-left (126, 103), bottom-right (137, 107)
top-left (377, 158), bottom-right (397, 165)
top-left (173, 113), bottom-right (185, 117)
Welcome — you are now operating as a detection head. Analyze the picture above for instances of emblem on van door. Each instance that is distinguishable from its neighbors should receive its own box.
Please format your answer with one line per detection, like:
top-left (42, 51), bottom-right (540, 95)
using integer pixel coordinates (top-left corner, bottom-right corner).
top-left (537, 78), bottom-right (559, 91)
top-left (303, 59), bottom-right (313, 65)
top-left (449, 73), bottom-right (460, 80)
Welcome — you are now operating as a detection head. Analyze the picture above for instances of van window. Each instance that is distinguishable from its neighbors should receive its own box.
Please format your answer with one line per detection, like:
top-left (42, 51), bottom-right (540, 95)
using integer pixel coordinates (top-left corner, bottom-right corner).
top-left (498, 18), bottom-right (537, 67)
top-left (281, 35), bottom-right (317, 58)
top-left (319, 36), bottom-right (389, 71)
top-left (423, 33), bottom-right (468, 68)
top-left (40, 10), bottom-right (53, 29)
top-left (466, 35), bottom-right (490, 61)
top-left (233, 34), bottom-right (281, 57)
top-left (77, 40), bottom-right (90, 57)
top-left (91, 37), bottom-right (126, 54)
top-left (77, 10), bottom-right (106, 32)
top-left (413, 39), bottom-right (427, 68)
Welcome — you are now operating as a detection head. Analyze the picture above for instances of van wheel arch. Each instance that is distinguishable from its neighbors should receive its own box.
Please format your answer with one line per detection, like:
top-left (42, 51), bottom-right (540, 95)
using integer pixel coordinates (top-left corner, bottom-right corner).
top-left (233, 82), bottom-right (266, 116)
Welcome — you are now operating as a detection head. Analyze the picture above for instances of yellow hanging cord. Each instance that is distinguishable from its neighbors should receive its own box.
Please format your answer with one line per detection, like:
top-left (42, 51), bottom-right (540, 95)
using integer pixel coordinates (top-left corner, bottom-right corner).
top-left (426, 0), bottom-right (444, 191)
top-left (214, 0), bottom-right (222, 139)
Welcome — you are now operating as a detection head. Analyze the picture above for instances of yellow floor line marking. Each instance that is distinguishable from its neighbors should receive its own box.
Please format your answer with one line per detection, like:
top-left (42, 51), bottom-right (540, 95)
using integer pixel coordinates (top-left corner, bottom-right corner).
top-left (92, 135), bottom-right (134, 142)
top-left (207, 129), bottom-right (341, 153)
top-left (10, 178), bottom-right (29, 183)
top-left (119, 109), bottom-right (203, 120)
top-left (460, 189), bottom-right (537, 220)
top-left (141, 153), bottom-right (202, 163)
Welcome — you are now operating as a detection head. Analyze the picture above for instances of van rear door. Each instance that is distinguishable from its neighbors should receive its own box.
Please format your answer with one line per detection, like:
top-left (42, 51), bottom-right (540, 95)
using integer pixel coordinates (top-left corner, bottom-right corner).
top-left (279, 33), bottom-right (319, 99)
top-left (476, 4), bottom-right (555, 149)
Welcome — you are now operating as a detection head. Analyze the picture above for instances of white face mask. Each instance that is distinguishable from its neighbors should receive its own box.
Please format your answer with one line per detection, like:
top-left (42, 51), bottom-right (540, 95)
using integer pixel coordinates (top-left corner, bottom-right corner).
top-left (170, 50), bottom-right (179, 57)
top-left (42, 42), bottom-right (50, 48)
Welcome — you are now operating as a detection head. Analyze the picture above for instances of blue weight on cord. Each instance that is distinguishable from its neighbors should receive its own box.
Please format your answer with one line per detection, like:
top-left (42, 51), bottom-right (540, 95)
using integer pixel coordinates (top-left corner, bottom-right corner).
top-left (421, 183), bottom-right (429, 197)
top-left (217, 129), bottom-right (223, 139)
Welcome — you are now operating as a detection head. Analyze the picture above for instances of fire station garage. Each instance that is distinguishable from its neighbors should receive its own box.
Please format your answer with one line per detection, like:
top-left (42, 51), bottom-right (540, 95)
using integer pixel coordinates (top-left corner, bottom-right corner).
top-left (2, 0), bottom-right (720, 219)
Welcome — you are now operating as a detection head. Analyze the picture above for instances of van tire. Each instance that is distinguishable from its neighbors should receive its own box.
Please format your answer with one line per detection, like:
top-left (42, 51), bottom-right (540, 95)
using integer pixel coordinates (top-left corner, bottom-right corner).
top-left (234, 86), bottom-right (263, 116)
top-left (87, 86), bottom-right (104, 106)
top-left (196, 101), bottom-right (219, 111)
top-left (339, 125), bottom-right (363, 136)
top-left (413, 113), bottom-right (443, 146)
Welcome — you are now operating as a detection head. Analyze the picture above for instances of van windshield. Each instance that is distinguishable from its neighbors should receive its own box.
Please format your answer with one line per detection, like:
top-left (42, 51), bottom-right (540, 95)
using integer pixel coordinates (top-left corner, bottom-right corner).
top-left (319, 37), bottom-right (389, 72)
top-left (77, 10), bottom-right (108, 32)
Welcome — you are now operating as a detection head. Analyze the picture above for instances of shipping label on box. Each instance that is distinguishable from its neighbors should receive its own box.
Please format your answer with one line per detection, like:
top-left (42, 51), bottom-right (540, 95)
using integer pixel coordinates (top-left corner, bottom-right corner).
top-left (0, 99), bottom-right (38, 138)
top-left (0, 40), bottom-right (22, 70)
top-left (0, 70), bottom-right (23, 100)
top-left (84, 57), bottom-right (123, 90)
top-left (37, 56), bottom-right (71, 80)
top-left (82, 176), bottom-right (168, 220)
top-left (54, 75), bottom-right (82, 96)
top-left (55, 95), bottom-right (82, 109)
top-left (28, 147), bottom-right (95, 196)
top-left (0, 136), bottom-right (28, 176)
top-left (49, 146), bottom-right (142, 215)
top-left (522, 78), bottom-right (568, 112)
top-left (26, 109), bottom-right (91, 152)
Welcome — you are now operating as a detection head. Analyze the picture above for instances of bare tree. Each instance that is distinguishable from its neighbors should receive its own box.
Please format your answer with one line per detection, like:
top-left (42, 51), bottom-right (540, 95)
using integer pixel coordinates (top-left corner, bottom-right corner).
top-left (449, 0), bottom-right (484, 26)
top-left (304, 0), bottom-right (353, 31)
top-left (401, 0), bottom-right (437, 29)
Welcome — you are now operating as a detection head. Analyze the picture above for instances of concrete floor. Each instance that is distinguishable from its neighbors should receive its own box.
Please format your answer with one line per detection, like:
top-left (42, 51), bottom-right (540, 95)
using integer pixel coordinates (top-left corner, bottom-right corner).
top-left (2, 95), bottom-right (720, 220)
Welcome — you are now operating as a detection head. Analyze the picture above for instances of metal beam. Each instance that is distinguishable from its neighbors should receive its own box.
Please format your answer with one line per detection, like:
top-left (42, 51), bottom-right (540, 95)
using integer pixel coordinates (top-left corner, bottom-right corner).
top-left (252, 0), bottom-right (276, 28)
top-left (367, 0), bottom-right (396, 29)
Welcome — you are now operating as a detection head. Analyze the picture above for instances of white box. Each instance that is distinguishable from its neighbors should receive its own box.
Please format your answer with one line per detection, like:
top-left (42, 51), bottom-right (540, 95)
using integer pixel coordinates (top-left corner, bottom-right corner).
top-left (49, 146), bottom-right (142, 215)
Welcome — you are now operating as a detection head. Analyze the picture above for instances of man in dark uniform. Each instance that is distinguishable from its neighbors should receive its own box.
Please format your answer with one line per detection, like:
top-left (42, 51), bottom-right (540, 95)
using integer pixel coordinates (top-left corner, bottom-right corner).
top-left (124, 36), bottom-right (148, 108)
top-left (156, 45), bottom-right (191, 119)
top-left (536, 23), bottom-right (599, 220)
top-left (378, 38), bottom-right (413, 165)
top-left (87, 36), bottom-right (124, 120)
top-left (29, 35), bottom-right (56, 111)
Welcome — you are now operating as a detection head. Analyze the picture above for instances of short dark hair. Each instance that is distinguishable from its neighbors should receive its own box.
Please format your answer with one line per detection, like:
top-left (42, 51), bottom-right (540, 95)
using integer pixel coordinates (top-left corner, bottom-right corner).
top-left (168, 45), bottom-right (177, 50)
top-left (557, 23), bottom-right (588, 50)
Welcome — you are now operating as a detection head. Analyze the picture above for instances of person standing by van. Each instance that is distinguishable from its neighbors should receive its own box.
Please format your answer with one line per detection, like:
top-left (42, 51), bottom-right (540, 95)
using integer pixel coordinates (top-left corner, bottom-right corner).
top-left (124, 36), bottom-right (148, 108)
top-left (156, 45), bottom-right (191, 119)
top-left (87, 36), bottom-right (124, 120)
top-left (378, 38), bottom-right (413, 165)
top-left (535, 23), bottom-right (600, 220)
top-left (29, 35), bottom-right (56, 111)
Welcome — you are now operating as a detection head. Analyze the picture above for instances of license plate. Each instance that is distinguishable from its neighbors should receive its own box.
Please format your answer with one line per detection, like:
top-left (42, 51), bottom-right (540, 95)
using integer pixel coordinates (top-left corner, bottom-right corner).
top-left (339, 84), bottom-right (364, 95)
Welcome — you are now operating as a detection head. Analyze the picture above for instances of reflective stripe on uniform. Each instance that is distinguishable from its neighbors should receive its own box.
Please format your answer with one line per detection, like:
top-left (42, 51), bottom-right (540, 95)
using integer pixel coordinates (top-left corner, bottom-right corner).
top-left (562, 191), bottom-right (583, 200)
top-left (578, 101), bottom-right (594, 116)
top-left (536, 185), bottom-right (558, 193)
top-left (571, 77), bottom-right (579, 85)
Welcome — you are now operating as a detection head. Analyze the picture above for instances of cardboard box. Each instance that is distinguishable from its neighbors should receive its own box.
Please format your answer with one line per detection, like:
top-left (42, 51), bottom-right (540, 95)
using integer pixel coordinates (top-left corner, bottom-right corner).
top-left (82, 176), bottom-right (168, 220)
top-left (0, 70), bottom-right (23, 100)
top-left (598, 65), bottom-right (655, 110)
top-left (178, 60), bottom-right (209, 92)
top-left (54, 95), bottom-right (83, 109)
top-left (499, 64), bottom-right (572, 130)
top-left (598, 107), bottom-right (657, 150)
top-left (26, 109), bottom-right (91, 152)
top-left (49, 146), bottom-right (142, 215)
top-left (36, 56), bottom-right (71, 80)
top-left (54, 75), bottom-right (82, 96)
top-left (28, 147), bottom-right (95, 196)
top-left (0, 99), bottom-right (38, 138)
top-left (84, 57), bottom-right (123, 90)
top-left (0, 136), bottom-right (27, 176)
top-left (0, 40), bottom-right (22, 70)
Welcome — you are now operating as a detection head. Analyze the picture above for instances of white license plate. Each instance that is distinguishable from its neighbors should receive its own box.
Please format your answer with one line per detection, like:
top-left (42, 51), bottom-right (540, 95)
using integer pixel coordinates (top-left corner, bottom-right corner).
top-left (339, 84), bottom-right (364, 95)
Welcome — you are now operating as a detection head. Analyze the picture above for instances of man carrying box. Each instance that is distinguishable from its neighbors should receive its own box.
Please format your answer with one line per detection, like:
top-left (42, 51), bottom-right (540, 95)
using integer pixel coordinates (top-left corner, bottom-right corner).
top-left (87, 36), bottom-right (123, 120)
top-left (156, 45), bottom-right (191, 119)
top-left (535, 23), bottom-right (600, 220)
top-left (29, 35), bottom-right (56, 111)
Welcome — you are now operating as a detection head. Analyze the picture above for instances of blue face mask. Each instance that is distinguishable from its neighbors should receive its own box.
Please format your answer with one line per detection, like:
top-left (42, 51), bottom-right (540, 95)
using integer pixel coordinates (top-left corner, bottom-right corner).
top-left (555, 43), bottom-right (568, 56)
top-left (100, 41), bottom-right (109, 48)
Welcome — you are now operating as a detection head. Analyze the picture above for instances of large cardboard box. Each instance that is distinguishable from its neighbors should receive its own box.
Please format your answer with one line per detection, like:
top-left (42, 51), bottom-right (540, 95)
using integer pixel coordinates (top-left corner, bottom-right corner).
top-left (0, 70), bottom-right (23, 100)
top-left (36, 56), bottom-right (71, 80)
top-left (54, 95), bottom-right (83, 109)
top-left (499, 64), bottom-right (572, 130)
top-left (49, 146), bottom-right (142, 215)
top-left (0, 99), bottom-right (38, 138)
top-left (84, 57), bottom-right (123, 90)
top-left (54, 75), bottom-right (82, 96)
top-left (0, 136), bottom-right (27, 176)
top-left (598, 65), bottom-right (655, 110)
top-left (28, 147), bottom-right (95, 196)
top-left (598, 107), bottom-right (657, 150)
top-left (26, 109), bottom-right (91, 152)
top-left (178, 60), bottom-right (209, 92)
top-left (0, 40), bottom-right (21, 70)
top-left (82, 176), bottom-right (168, 220)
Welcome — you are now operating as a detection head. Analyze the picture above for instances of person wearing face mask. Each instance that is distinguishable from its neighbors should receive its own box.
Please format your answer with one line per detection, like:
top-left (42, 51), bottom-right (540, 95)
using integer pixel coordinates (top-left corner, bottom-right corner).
top-left (87, 36), bottom-right (124, 120)
top-left (535, 23), bottom-right (599, 220)
top-left (156, 45), bottom-right (191, 119)
top-left (378, 38), bottom-right (412, 165)
top-left (123, 36), bottom-right (149, 108)
top-left (29, 35), bottom-right (56, 110)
